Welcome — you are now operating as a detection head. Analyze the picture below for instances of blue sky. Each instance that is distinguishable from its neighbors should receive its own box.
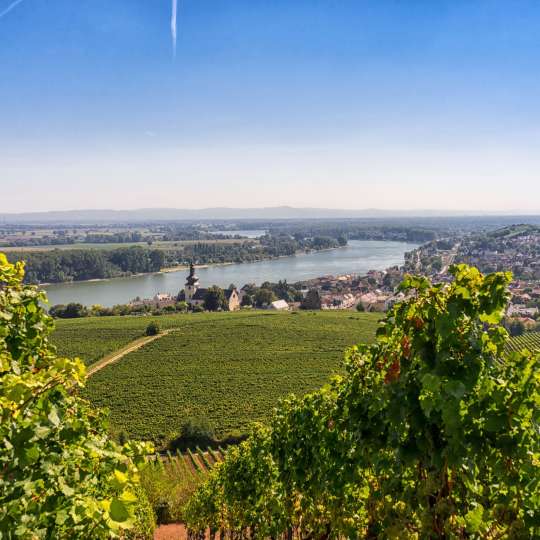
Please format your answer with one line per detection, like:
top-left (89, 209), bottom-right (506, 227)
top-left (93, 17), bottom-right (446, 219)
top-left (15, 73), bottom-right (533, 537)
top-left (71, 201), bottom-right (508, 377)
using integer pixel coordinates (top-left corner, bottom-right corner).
top-left (1, 0), bottom-right (540, 212)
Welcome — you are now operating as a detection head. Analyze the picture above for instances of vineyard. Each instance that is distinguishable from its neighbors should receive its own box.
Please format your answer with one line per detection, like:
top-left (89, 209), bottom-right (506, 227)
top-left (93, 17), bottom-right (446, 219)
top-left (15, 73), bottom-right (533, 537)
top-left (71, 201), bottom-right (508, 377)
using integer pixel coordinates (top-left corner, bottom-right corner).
top-left (51, 313), bottom-right (192, 366)
top-left (505, 331), bottom-right (540, 353)
top-left (51, 311), bottom-right (381, 446)
top-left (182, 266), bottom-right (540, 538)
top-left (143, 447), bottom-right (228, 524)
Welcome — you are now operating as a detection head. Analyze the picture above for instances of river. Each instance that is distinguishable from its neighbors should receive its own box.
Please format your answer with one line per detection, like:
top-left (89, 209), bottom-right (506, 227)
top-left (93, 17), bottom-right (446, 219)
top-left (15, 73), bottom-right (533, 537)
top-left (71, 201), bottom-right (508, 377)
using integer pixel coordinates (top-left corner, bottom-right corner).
top-left (43, 240), bottom-right (417, 307)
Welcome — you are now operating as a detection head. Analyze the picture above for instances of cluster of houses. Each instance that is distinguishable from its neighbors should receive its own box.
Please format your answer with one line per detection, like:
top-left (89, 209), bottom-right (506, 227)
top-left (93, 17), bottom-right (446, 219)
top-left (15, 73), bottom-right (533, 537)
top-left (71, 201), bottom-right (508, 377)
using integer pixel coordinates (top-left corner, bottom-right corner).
top-left (507, 281), bottom-right (540, 328)
top-left (299, 268), bottom-right (407, 312)
top-left (130, 264), bottom-right (293, 312)
top-left (130, 258), bottom-right (540, 325)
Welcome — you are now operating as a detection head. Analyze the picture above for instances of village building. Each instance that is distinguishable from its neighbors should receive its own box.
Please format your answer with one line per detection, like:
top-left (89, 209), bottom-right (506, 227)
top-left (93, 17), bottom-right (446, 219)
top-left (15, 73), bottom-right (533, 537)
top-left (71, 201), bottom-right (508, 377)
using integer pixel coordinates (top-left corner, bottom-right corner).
top-left (269, 299), bottom-right (290, 311)
top-left (178, 263), bottom-right (240, 311)
top-left (130, 292), bottom-right (176, 309)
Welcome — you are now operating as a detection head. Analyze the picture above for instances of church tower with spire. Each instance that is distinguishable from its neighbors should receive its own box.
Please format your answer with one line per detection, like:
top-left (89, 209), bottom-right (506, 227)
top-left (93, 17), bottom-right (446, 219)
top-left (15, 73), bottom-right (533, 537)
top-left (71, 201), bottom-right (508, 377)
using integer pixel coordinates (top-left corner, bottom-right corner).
top-left (184, 263), bottom-right (200, 303)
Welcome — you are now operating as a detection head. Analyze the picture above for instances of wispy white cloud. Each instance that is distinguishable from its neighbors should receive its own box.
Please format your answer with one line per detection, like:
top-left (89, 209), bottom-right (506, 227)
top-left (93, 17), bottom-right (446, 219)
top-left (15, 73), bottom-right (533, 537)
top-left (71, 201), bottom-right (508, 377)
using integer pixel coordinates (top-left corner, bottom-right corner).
top-left (171, 0), bottom-right (177, 59)
top-left (0, 0), bottom-right (25, 19)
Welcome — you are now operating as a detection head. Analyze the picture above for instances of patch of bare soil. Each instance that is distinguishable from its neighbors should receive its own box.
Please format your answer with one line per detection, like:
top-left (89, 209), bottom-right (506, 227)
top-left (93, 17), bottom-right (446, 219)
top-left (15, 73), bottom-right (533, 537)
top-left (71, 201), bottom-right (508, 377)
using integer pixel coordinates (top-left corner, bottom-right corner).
top-left (154, 523), bottom-right (187, 540)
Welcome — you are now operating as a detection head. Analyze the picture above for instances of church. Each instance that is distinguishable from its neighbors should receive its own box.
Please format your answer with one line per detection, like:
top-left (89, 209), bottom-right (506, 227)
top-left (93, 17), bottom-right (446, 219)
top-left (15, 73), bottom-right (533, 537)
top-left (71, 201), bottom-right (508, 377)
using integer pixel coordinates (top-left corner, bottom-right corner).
top-left (178, 263), bottom-right (240, 311)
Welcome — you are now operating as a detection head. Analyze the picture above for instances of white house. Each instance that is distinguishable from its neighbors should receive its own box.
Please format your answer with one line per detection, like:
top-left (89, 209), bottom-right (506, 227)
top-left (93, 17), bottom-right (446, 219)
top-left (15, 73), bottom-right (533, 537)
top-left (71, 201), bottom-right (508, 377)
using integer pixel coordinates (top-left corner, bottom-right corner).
top-left (269, 299), bottom-right (290, 311)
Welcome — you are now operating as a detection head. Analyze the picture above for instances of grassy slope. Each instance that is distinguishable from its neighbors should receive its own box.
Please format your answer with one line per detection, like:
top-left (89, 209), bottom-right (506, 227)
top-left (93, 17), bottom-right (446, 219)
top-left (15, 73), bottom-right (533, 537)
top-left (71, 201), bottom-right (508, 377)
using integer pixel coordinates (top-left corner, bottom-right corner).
top-left (53, 311), bottom-right (380, 445)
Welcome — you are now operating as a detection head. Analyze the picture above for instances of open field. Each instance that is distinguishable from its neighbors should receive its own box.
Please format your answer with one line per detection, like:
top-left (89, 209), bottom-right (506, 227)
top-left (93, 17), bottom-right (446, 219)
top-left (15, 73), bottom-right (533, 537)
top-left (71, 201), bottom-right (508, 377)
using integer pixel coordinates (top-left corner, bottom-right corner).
top-left (1, 238), bottom-right (257, 252)
top-left (52, 311), bottom-right (381, 446)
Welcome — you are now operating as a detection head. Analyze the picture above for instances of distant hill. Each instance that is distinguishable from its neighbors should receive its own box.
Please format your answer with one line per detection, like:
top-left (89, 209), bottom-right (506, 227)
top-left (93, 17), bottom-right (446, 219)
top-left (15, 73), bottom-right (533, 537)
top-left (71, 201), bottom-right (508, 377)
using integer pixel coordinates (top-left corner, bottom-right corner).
top-left (2, 207), bottom-right (539, 224)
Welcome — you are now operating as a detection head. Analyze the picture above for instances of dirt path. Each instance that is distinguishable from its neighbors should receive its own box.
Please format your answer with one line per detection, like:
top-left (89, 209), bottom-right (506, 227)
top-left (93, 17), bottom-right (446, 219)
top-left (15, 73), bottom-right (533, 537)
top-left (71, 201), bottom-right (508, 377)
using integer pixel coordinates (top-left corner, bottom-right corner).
top-left (86, 330), bottom-right (171, 377)
top-left (154, 523), bottom-right (187, 540)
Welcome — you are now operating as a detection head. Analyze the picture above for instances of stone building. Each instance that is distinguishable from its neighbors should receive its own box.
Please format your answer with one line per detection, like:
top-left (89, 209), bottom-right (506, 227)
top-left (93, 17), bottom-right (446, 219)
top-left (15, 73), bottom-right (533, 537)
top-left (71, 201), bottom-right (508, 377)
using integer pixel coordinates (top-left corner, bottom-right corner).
top-left (179, 263), bottom-right (240, 311)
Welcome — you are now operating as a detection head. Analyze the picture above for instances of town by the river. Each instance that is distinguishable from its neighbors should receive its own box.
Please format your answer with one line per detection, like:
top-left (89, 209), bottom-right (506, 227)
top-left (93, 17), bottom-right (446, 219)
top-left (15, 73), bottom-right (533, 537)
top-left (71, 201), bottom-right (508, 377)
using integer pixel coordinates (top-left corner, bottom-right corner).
top-left (43, 240), bottom-right (417, 307)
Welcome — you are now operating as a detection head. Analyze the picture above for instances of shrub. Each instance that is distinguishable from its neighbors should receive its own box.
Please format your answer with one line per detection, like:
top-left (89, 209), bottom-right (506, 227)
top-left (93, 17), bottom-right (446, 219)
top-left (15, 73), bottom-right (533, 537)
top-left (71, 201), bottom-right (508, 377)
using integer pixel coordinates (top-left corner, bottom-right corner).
top-left (145, 321), bottom-right (160, 336)
top-left (169, 418), bottom-right (216, 451)
top-left (176, 301), bottom-right (188, 312)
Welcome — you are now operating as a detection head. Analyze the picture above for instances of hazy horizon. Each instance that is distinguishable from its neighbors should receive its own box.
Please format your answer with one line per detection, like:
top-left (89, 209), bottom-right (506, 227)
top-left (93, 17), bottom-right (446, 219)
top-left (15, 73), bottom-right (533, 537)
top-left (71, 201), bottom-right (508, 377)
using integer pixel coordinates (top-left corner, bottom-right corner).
top-left (2, 1), bottom-right (540, 212)
top-left (2, 206), bottom-right (540, 223)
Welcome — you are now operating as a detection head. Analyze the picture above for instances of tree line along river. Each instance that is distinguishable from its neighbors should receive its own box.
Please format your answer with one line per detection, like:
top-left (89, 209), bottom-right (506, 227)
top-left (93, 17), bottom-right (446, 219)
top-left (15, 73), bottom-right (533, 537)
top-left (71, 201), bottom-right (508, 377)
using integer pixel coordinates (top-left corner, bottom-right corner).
top-left (42, 240), bottom-right (418, 307)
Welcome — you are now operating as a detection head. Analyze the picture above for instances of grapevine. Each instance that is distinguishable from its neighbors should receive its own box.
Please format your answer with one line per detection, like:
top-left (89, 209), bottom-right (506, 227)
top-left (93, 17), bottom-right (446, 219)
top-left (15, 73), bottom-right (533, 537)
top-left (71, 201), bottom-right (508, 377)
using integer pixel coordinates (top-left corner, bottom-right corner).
top-left (184, 265), bottom-right (540, 538)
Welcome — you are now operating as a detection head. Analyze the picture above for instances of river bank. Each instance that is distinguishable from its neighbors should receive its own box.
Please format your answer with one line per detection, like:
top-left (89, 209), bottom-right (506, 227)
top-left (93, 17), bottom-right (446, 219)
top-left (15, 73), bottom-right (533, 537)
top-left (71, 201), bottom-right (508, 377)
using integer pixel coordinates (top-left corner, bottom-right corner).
top-left (41, 247), bottom-right (346, 287)
top-left (42, 241), bottom-right (418, 307)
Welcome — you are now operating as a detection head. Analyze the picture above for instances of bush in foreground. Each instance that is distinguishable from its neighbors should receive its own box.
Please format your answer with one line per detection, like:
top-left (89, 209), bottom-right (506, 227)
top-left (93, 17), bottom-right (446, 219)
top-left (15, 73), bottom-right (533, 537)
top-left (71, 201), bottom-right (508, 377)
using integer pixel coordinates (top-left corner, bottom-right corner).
top-left (0, 253), bottom-right (154, 538)
top-left (169, 418), bottom-right (216, 451)
top-left (184, 265), bottom-right (539, 538)
top-left (145, 321), bottom-right (161, 336)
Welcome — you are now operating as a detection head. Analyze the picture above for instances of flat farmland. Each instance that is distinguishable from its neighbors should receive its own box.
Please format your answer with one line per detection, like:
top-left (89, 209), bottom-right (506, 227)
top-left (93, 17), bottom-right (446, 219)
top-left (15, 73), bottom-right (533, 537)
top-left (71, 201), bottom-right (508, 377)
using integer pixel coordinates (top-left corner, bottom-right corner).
top-left (1, 238), bottom-right (257, 252)
top-left (75, 311), bottom-right (381, 446)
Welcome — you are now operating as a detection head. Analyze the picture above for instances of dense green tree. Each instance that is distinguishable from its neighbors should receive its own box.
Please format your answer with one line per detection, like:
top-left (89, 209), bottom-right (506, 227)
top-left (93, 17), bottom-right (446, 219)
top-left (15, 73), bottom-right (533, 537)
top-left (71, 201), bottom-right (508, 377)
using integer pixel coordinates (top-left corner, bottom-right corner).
top-left (300, 289), bottom-right (321, 310)
top-left (254, 288), bottom-right (276, 308)
top-left (204, 286), bottom-right (227, 311)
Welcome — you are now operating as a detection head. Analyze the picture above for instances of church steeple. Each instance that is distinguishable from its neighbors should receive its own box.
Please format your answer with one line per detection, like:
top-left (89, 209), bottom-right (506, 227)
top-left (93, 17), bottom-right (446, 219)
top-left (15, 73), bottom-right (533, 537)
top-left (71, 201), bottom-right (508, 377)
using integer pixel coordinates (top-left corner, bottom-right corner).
top-left (186, 262), bottom-right (199, 286)
top-left (184, 262), bottom-right (199, 303)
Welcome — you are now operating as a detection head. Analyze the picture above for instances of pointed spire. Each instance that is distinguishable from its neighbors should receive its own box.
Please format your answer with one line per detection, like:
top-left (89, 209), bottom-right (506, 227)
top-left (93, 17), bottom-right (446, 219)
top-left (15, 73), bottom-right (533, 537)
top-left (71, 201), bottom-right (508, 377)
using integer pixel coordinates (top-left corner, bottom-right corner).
top-left (186, 262), bottom-right (199, 286)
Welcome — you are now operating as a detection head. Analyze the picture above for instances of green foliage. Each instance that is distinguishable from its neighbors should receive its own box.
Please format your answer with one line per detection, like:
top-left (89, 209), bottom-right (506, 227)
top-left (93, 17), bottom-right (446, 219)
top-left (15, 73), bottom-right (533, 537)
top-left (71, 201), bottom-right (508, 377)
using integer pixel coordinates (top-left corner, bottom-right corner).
top-left (49, 302), bottom-right (89, 318)
top-left (9, 246), bottom-right (165, 284)
top-left (145, 321), bottom-right (160, 336)
top-left (184, 265), bottom-right (540, 538)
top-left (203, 286), bottom-right (227, 311)
top-left (240, 293), bottom-right (253, 307)
top-left (253, 287), bottom-right (276, 307)
top-left (0, 253), bottom-right (154, 538)
top-left (140, 448), bottom-right (223, 525)
top-left (301, 288), bottom-right (322, 310)
top-left (169, 418), bottom-right (216, 451)
top-left (75, 311), bottom-right (380, 447)
top-left (123, 486), bottom-right (156, 540)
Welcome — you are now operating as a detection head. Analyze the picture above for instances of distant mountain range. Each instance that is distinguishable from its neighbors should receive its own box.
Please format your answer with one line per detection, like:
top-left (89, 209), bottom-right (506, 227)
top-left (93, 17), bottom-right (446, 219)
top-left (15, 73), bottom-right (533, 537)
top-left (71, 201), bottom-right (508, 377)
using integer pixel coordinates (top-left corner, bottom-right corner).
top-left (0, 207), bottom-right (539, 224)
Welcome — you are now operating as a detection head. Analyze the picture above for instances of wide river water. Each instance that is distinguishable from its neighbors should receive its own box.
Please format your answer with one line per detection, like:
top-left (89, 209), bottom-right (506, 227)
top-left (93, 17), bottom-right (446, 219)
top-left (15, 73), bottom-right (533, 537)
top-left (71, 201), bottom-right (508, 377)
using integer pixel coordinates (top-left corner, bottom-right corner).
top-left (43, 240), bottom-right (417, 307)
